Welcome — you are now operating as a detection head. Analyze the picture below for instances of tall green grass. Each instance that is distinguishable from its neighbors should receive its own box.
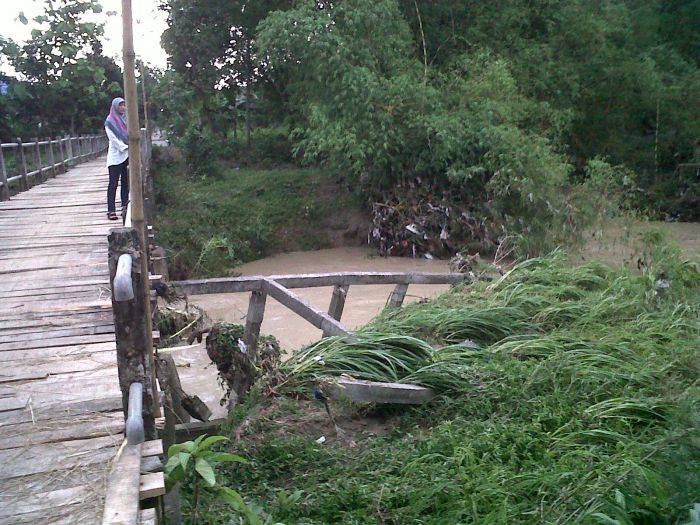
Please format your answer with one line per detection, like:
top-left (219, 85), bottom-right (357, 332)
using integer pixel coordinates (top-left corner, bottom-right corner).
top-left (208, 246), bottom-right (698, 523)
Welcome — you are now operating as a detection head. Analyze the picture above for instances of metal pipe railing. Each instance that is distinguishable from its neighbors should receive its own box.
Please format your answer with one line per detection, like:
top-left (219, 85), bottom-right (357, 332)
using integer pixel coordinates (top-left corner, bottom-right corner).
top-left (114, 253), bottom-right (135, 302)
top-left (125, 382), bottom-right (145, 445)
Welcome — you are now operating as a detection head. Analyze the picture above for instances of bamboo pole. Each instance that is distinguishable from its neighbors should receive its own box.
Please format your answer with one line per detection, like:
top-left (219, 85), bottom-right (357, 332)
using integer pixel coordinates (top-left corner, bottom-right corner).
top-left (122, 0), bottom-right (160, 418)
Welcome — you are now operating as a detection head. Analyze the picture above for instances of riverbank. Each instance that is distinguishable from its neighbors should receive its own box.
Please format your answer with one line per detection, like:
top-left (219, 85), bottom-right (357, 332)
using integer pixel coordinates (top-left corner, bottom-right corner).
top-left (153, 156), bottom-right (367, 279)
top-left (177, 247), bottom-right (699, 524)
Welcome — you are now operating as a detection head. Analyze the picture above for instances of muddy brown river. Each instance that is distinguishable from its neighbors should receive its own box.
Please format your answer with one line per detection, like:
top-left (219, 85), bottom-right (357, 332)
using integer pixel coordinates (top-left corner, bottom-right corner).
top-left (193, 247), bottom-right (452, 349)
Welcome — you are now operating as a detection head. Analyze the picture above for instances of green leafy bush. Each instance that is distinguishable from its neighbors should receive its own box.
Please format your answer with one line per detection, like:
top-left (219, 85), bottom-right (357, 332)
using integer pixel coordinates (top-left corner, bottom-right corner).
top-left (165, 435), bottom-right (261, 524)
top-left (175, 124), bottom-right (226, 179)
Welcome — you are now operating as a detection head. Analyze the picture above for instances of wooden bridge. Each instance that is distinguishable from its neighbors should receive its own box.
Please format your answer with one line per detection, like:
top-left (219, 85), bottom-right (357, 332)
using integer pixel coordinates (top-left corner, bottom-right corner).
top-left (0, 134), bottom-right (162, 524)
top-left (0, 132), bottom-right (465, 523)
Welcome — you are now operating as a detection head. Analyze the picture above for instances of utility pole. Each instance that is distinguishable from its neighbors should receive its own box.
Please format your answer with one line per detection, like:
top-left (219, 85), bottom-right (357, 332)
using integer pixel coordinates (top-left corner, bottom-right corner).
top-left (121, 0), bottom-right (160, 418)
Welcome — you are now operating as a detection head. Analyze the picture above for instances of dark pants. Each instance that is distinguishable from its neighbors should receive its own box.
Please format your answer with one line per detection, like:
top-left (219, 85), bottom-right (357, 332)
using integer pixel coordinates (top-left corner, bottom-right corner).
top-left (107, 159), bottom-right (129, 213)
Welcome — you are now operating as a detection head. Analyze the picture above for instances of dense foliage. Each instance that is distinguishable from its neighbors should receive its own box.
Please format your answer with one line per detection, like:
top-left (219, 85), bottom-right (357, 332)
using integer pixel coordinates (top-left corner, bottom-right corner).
top-left (189, 243), bottom-right (699, 523)
top-left (0, 0), bottom-right (125, 139)
top-left (158, 0), bottom-right (699, 245)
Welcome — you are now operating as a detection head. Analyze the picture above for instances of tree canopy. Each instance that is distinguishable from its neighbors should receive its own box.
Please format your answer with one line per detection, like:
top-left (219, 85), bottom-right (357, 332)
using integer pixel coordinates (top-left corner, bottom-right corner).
top-left (0, 0), bottom-right (123, 139)
top-left (157, 0), bottom-right (698, 225)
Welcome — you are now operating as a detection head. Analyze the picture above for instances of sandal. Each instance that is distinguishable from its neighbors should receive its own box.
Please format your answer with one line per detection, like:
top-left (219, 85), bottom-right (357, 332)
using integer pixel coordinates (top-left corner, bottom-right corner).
top-left (107, 212), bottom-right (119, 221)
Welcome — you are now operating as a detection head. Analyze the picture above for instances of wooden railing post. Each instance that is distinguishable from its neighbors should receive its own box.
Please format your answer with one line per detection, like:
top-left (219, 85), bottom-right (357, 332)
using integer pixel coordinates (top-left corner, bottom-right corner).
top-left (0, 146), bottom-right (9, 201)
top-left (109, 227), bottom-right (156, 440)
top-left (32, 138), bottom-right (43, 183)
top-left (48, 138), bottom-right (57, 177)
top-left (244, 290), bottom-right (267, 358)
top-left (58, 137), bottom-right (66, 172)
top-left (324, 285), bottom-right (349, 337)
top-left (66, 136), bottom-right (73, 166)
top-left (387, 283), bottom-right (409, 308)
top-left (16, 138), bottom-right (28, 190)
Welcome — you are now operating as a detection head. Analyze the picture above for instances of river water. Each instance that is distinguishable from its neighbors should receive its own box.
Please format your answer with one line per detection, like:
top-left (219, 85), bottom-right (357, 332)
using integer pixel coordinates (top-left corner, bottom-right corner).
top-left (192, 246), bottom-right (452, 350)
top-left (172, 247), bottom-right (452, 417)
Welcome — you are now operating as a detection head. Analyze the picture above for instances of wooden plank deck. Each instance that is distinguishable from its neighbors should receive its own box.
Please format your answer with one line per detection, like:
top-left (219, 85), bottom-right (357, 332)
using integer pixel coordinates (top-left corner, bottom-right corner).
top-left (0, 157), bottom-right (125, 524)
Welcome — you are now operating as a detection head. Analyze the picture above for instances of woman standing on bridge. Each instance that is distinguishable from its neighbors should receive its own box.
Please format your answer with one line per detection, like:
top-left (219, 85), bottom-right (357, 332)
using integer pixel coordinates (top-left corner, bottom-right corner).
top-left (105, 97), bottom-right (129, 221)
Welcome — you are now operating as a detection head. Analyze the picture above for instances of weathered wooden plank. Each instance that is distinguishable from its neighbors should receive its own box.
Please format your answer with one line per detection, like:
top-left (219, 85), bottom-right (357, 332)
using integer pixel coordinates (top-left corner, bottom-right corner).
top-left (102, 442), bottom-right (142, 525)
top-left (140, 508), bottom-right (157, 525)
top-left (139, 472), bottom-right (166, 500)
top-left (141, 439), bottom-right (163, 457)
top-left (0, 413), bottom-right (123, 450)
top-left (0, 434), bottom-right (121, 479)
top-left (0, 395), bottom-right (121, 427)
top-left (0, 323), bottom-right (113, 343)
top-left (0, 320), bottom-right (113, 337)
top-left (176, 271), bottom-right (465, 295)
top-left (0, 484), bottom-right (97, 522)
top-left (328, 378), bottom-right (435, 404)
top-left (0, 332), bottom-right (115, 351)
top-left (0, 341), bottom-right (116, 362)
top-left (264, 279), bottom-right (352, 337)
top-left (0, 351), bottom-right (116, 378)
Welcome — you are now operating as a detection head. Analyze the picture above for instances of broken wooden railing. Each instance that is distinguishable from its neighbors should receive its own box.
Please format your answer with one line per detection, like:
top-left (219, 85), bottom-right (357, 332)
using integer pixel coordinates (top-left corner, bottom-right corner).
top-left (0, 134), bottom-right (108, 200)
top-left (174, 271), bottom-right (466, 356)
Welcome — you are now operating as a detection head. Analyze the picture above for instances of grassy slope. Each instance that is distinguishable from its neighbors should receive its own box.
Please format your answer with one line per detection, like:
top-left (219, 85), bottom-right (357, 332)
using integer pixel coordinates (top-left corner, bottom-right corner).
top-left (153, 159), bottom-right (365, 279)
top-left (184, 244), bottom-right (698, 524)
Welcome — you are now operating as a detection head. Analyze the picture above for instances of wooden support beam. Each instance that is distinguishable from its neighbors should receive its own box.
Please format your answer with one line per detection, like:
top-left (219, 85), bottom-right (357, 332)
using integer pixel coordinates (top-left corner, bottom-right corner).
top-left (102, 442), bottom-right (142, 525)
top-left (244, 290), bottom-right (267, 357)
top-left (174, 418), bottom-right (225, 442)
top-left (264, 279), bottom-right (352, 338)
top-left (387, 283), bottom-right (409, 308)
top-left (328, 378), bottom-right (434, 404)
top-left (155, 350), bottom-right (209, 423)
top-left (155, 353), bottom-right (190, 426)
top-left (324, 284), bottom-right (348, 337)
top-left (175, 271), bottom-right (464, 296)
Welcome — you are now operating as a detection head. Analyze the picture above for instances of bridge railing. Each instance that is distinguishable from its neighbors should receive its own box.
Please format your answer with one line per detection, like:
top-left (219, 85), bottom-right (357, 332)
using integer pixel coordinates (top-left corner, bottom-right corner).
top-left (0, 134), bottom-right (108, 200)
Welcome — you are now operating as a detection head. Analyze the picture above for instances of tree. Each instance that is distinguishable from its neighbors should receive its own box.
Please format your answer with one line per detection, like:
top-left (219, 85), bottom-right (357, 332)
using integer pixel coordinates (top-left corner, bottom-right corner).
top-left (3, 0), bottom-right (123, 135)
top-left (159, 0), bottom-right (291, 143)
